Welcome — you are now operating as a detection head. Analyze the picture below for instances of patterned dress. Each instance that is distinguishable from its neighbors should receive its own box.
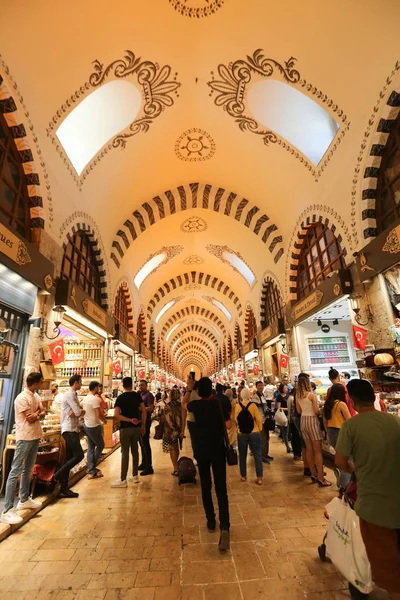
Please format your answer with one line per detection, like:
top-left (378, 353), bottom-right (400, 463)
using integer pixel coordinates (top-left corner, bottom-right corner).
top-left (162, 399), bottom-right (182, 452)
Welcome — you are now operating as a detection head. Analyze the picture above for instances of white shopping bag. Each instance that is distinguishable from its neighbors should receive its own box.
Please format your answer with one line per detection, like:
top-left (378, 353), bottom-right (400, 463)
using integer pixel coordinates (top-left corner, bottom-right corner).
top-left (274, 409), bottom-right (288, 427)
top-left (325, 497), bottom-right (373, 594)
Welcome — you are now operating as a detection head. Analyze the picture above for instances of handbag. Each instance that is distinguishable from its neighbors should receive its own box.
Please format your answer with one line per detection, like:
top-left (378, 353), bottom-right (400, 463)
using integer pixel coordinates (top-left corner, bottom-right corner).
top-left (260, 399), bottom-right (275, 431)
top-left (217, 397), bottom-right (238, 466)
top-left (154, 421), bottom-right (164, 440)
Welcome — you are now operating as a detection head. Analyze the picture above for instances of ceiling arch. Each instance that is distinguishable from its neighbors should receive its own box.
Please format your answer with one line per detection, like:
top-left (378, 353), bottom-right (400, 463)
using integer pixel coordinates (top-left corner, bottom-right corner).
top-left (111, 182), bottom-right (284, 268)
top-left (175, 346), bottom-right (211, 365)
top-left (173, 335), bottom-right (216, 357)
top-left (161, 306), bottom-right (227, 339)
top-left (146, 271), bottom-right (243, 319)
top-left (167, 323), bottom-right (219, 348)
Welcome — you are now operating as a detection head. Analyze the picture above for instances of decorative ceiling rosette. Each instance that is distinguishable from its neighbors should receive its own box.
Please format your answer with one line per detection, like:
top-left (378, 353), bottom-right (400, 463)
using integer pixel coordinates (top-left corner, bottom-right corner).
top-left (168, 0), bottom-right (224, 19)
top-left (208, 49), bottom-right (349, 181)
top-left (180, 216), bottom-right (208, 233)
top-left (175, 128), bottom-right (216, 162)
top-left (183, 255), bottom-right (204, 265)
top-left (47, 50), bottom-right (181, 185)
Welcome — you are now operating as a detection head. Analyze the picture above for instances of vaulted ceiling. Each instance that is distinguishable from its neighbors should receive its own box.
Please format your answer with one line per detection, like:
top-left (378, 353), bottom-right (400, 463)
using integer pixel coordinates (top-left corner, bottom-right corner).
top-left (1, 0), bottom-right (399, 376)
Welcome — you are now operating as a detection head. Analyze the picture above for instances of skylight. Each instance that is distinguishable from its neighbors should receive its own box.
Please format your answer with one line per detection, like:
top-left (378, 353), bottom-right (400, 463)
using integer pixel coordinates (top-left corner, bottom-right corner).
top-left (223, 251), bottom-right (255, 286)
top-left (134, 253), bottom-right (166, 289)
top-left (247, 79), bottom-right (339, 166)
top-left (56, 80), bottom-right (142, 175)
top-left (155, 300), bottom-right (176, 324)
top-left (212, 299), bottom-right (232, 321)
top-left (166, 322), bottom-right (180, 342)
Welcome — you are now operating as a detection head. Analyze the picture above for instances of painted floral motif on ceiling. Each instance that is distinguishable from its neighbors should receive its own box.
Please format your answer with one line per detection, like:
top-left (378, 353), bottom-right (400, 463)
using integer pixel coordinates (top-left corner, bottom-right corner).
top-left (183, 255), bottom-right (204, 265)
top-left (136, 245), bottom-right (184, 281)
top-left (175, 128), bottom-right (216, 162)
top-left (180, 216), bottom-right (208, 233)
top-left (47, 50), bottom-right (181, 187)
top-left (168, 0), bottom-right (224, 18)
top-left (208, 49), bottom-right (349, 182)
top-left (184, 283), bottom-right (202, 290)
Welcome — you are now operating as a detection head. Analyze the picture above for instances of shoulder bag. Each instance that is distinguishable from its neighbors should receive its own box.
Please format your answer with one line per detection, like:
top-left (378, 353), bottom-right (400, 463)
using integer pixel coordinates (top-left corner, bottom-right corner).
top-left (217, 397), bottom-right (238, 466)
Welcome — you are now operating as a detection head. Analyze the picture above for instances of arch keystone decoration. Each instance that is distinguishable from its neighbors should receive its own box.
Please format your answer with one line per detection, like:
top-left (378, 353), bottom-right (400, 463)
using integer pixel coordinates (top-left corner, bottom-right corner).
top-left (111, 182), bottom-right (283, 267)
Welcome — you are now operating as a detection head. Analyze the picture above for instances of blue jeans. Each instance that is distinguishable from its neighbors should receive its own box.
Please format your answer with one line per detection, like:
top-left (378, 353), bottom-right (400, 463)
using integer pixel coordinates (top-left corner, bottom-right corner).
top-left (83, 425), bottom-right (105, 475)
top-left (328, 427), bottom-right (351, 488)
top-left (4, 439), bottom-right (40, 512)
top-left (238, 432), bottom-right (263, 478)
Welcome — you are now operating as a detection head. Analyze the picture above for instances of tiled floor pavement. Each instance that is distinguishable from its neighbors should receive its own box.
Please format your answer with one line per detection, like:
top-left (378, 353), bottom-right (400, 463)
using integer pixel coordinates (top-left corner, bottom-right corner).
top-left (0, 434), bottom-right (351, 600)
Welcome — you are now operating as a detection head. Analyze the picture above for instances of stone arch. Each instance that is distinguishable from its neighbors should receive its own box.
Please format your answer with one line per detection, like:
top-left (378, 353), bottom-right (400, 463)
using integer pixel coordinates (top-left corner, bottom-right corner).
top-left (168, 324), bottom-right (219, 348)
top-left (113, 281), bottom-right (135, 332)
top-left (161, 306), bottom-right (227, 338)
top-left (0, 72), bottom-right (45, 233)
top-left (111, 182), bottom-right (284, 267)
top-left (286, 208), bottom-right (352, 302)
top-left (360, 85), bottom-right (400, 239)
top-left (173, 335), bottom-right (216, 356)
top-left (147, 271), bottom-right (243, 318)
top-left (227, 335), bottom-right (233, 359)
top-left (149, 326), bottom-right (155, 353)
top-left (137, 310), bottom-right (147, 344)
top-left (259, 272), bottom-right (285, 329)
top-left (60, 218), bottom-right (110, 309)
top-left (244, 304), bottom-right (257, 343)
top-left (176, 347), bottom-right (211, 365)
top-left (234, 323), bottom-right (242, 349)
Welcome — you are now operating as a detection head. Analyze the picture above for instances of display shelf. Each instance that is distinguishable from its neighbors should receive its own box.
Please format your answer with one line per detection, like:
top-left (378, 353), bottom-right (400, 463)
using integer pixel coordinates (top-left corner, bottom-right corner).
top-left (306, 335), bottom-right (351, 366)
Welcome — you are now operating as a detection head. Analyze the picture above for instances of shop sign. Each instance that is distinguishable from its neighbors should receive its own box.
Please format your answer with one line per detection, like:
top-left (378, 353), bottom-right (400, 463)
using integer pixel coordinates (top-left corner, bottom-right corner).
top-left (258, 318), bottom-right (285, 346)
top-left (82, 297), bottom-right (108, 328)
top-left (0, 222), bottom-right (31, 266)
top-left (356, 218), bottom-right (400, 283)
top-left (291, 290), bottom-right (324, 322)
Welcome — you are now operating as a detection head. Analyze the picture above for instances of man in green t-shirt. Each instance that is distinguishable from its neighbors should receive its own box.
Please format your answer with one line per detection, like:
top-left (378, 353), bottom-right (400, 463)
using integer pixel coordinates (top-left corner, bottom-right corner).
top-left (335, 379), bottom-right (400, 598)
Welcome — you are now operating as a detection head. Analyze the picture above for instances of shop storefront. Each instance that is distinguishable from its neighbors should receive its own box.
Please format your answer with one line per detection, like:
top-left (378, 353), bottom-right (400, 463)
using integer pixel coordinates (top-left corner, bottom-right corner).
top-left (241, 340), bottom-right (262, 387)
top-left (0, 221), bottom-right (54, 489)
top-left (286, 269), bottom-right (355, 395)
top-left (258, 317), bottom-right (286, 381)
top-left (112, 324), bottom-right (138, 394)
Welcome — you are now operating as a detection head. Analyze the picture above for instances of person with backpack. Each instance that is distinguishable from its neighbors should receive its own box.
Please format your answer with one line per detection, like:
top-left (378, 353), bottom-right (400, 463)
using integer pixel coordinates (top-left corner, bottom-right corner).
top-left (235, 388), bottom-right (263, 485)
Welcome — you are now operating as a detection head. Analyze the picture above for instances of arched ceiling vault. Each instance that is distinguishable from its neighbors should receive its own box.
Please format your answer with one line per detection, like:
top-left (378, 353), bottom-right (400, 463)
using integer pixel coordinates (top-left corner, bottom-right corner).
top-left (2, 0), bottom-right (399, 373)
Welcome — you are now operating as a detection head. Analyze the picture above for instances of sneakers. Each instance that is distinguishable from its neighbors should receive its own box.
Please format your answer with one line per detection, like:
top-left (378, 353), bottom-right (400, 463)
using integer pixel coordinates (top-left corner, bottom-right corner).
top-left (140, 468), bottom-right (154, 476)
top-left (60, 489), bottom-right (79, 498)
top-left (218, 529), bottom-right (230, 552)
top-left (16, 497), bottom-right (42, 510)
top-left (128, 475), bottom-right (140, 484)
top-left (111, 479), bottom-right (128, 488)
top-left (0, 509), bottom-right (23, 525)
top-left (207, 519), bottom-right (216, 532)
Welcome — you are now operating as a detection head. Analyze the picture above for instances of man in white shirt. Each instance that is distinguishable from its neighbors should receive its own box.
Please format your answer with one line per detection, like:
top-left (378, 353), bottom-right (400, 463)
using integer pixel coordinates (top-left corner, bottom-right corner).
top-left (1, 372), bottom-right (45, 525)
top-left (50, 374), bottom-right (85, 498)
top-left (82, 381), bottom-right (105, 480)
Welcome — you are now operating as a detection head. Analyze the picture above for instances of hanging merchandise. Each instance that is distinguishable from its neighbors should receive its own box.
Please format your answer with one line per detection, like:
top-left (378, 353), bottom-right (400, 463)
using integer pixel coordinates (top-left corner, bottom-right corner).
top-left (353, 325), bottom-right (367, 351)
top-left (48, 339), bottom-right (65, 366)
top-left (280, 354), bottom-right (289, 369)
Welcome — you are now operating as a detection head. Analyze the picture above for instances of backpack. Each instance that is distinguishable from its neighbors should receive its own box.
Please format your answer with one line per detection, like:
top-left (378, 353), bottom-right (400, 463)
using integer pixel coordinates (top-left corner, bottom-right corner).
top-left (237, 402), bottom-right (255, 434)
top-left (177, 456), bottom-right (197, 485)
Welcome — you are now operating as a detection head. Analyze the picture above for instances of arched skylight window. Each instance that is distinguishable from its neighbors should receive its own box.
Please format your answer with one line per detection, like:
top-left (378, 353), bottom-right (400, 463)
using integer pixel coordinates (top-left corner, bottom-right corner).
top-left (166, 322), bottom-right (180, 342)
top-left (248, 80), bottom-right (339, 166)
top-left (223, 251), bottom-right (255, 286)
top-left (134, 253), bottom-right (166, 289)
top-left (56, 80), bottom-right (142, 175)
top-left (155, 300), bottom-right (176, 324)
top-left (212, 300), bottom-right (232, 321)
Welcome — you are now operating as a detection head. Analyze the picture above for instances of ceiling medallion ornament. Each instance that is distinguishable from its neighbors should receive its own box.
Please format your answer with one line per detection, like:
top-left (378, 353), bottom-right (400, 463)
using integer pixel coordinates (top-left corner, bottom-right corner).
top-left (184, 255), bottom-right (204, 265)
top-left (47, 50), bottom-right (181, 186)
top-left (175, 128), bottom-right (215, 162)
top-left (168, 0), bottom-right (224, 19)
top-left (208, 49), bottom-right (349, 181)
top-left (184, 283), bottom-right (201, 290)
top-left (180, 216), bottom-right (208, 233)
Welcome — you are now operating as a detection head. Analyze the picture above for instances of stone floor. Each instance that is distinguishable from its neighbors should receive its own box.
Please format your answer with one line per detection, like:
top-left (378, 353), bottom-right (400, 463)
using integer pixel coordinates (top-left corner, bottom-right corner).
top-left (0, 433), bottom-right (352, 600)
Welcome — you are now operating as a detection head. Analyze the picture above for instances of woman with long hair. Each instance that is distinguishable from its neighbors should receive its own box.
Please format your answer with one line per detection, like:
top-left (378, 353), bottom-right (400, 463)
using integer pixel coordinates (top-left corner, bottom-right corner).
top-left (323, 383), bottom-right (351, 488)
top-left (225, 388), bottom-right (237, 449)
top-left (276, 383), bottom-right (292, 453)
top-left (162, 388), bottom-right (182, 476)
top-left (296, 374), bottom-right (331, 487)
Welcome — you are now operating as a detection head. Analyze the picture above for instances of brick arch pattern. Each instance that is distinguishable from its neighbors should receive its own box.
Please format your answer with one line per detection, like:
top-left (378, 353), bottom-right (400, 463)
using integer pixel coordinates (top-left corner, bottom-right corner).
top-left (173, 335), bottom-right (216, 357)
top-left (259, 274), bottom-right (284, 329)
top-left (149, 326), bottom-right (155, 353)
top-left (168, 324), bottom-right (219, 348)
top-left (157, 338), bottom-right (162, 359)
top-left (361, 87), bottom-right (400, 239)
top-left (181, 358), bottom-right (207, 371)
top-left (227, 335), bottom-right (233, 359)
top-left (137, 310), bottom-right (147, 344)
top-left (176, 347), bottom-right (211, 365)
top-left (114, 282), bottom-right (134, 332)
top-left (244, 305), bottom-right (257, 343)
top-left (234, 323), bottom-right (242, 349)
top-left (288, 215), bottom-right (349, 302)
top-left (161, 307), bottom-right (227, 338)
top-left (0, 73), bottom-right (45, 231)
top-left (147, 271), bottom-right (243, 319)
top-left (111, 182), bottom-right (284, 268)
top-left (62, 223), bottom-right (109, 309)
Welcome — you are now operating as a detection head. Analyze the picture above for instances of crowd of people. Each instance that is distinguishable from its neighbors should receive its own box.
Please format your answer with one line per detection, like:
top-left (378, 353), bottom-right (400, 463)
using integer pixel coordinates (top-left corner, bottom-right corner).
top-left (1, 369), bottom-right (399, 597)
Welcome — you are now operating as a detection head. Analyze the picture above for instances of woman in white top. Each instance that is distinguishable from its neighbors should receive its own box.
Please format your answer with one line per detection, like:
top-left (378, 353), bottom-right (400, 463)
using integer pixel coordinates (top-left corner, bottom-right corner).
top-left (295, 373), bottom-right (331, 487)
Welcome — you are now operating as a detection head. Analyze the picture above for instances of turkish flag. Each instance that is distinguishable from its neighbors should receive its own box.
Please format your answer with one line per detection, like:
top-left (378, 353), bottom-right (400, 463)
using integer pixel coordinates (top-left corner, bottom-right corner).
top-left (49, 339), bottom-right (65, 365)
top-left (280, 354), bottom-right (289, 369)
top-left (138, 369), bottom-right (145, 379)
top-left (353, 325), bottom-right (367, 350)
top-left (112, 360), bottom-right (122, 376)
top-left (252, 364), bottom-right (259, 375)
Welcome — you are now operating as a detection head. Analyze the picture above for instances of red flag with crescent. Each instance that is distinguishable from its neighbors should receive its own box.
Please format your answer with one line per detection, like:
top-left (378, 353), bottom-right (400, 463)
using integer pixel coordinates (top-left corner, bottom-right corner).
top-left (49, 339), bottom-right (65, 365)
top-left (280, 354), bottom-right (289, 369)
top-left (353, 325), bottom-right (367, 350)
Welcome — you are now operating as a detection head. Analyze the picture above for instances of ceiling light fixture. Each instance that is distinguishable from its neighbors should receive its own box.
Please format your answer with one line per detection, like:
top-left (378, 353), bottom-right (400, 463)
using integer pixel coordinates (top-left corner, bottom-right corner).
top-left (349, 294), bottom-right (374, 326)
